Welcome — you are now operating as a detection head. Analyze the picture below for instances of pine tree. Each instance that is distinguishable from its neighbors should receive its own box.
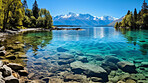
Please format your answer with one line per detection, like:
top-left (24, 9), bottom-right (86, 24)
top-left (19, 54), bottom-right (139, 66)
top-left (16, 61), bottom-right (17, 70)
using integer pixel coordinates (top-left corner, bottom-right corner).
top-left (22, 0), bottom-right (28, 9)
top-left (32, 0), bottom-right (39, 19)
top-left (127, 10), bottom-right (130, 15)
top-left (134, 8), bottom-right (137, 22)
top-left (22, 0), bottom-right (28, 16)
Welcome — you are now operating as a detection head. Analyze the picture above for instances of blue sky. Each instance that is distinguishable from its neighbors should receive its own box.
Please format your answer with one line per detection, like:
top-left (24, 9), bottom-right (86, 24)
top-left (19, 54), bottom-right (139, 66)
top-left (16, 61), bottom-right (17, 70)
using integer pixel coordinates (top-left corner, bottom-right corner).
top-left (26, 0), bottom-right (146, 18)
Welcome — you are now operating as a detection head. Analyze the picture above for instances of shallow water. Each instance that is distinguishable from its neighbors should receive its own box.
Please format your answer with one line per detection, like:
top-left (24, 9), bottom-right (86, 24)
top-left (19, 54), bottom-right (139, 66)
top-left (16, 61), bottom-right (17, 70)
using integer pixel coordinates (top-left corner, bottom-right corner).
top-left (2, 27), bottom-right (148, 81)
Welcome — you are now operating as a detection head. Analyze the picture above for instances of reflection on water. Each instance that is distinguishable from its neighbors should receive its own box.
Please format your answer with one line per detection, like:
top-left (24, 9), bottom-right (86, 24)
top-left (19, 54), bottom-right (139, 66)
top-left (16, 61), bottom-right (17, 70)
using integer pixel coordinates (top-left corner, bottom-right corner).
top-left (117, 28), bottom-right (148, 55)
top-left (23, 31), bottom-right (53, 54)
top-left (1, 31), bottom-right (53, 66)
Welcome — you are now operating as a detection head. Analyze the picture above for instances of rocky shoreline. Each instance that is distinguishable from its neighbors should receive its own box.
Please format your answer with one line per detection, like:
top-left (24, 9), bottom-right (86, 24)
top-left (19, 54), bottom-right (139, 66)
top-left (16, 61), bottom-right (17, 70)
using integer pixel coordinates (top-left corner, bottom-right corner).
top-left (0, 28), bottom-right (147, 83)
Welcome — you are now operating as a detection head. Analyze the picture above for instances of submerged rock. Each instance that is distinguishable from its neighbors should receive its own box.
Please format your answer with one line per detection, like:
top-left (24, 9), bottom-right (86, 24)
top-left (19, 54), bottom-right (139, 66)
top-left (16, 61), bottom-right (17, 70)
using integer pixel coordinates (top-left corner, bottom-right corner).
top-left (105, 55), bottom-right (120, 64)
top-left (90, 77), bottom-right (103, 82)
top-left (93, 55), bottom-right (104, 61)
top-left (76, 56), bottom-right (88, 63)
top-left (28, 73), bottom-right (35, 79)
top-left (64, 74), bottom-right (87, 82)
top-left (125, 79), bottom-right (136, 83)
top-left (109, 76), bottom-right (119, 83)
top-left (101, 61), bottom-right (118, 73)
top-left (58, 59), bottom-right (75, 65)
top-left (59, 53), bottom-right (74, 60)
top-left (117, 61), bottom-right (137, 73)
top-left (117, 81), bottom-right (125, 83)
top-left (57, 47), bottom-right (68, 52)
top-left (7, 63), bottom-right (24, 71)
top-left (140, 62), bottom-right (148, 67)
top-left (70, 61), bottom-right (108, 82)
top-left (48, 78), bottom-right (64, 83)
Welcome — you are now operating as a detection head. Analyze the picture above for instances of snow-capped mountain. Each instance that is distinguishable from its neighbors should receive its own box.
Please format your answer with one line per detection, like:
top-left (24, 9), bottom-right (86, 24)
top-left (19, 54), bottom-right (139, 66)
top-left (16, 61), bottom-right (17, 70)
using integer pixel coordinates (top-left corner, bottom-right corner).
top-left (53, 12), bottom-right (118, 26)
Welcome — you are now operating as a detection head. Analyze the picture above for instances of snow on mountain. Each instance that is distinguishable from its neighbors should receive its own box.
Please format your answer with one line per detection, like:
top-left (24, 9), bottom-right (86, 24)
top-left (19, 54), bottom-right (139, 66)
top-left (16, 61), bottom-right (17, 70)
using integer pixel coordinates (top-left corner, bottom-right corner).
top-left (53, 12), bottom-right (118, 26)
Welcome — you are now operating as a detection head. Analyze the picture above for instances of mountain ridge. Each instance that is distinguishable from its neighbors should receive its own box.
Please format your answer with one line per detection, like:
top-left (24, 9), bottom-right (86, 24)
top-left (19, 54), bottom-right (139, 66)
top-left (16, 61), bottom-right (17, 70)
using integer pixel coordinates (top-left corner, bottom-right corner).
top-left (107, 16), bottom-right (124, 27)
top-left (53, 12), bottom-right (119, 26)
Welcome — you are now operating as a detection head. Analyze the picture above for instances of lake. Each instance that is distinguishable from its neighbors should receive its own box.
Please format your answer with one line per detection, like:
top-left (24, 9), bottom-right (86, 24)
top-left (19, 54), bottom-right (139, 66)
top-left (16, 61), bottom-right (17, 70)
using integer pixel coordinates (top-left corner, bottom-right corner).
top-left (3, 27), bottom-right (148, 82)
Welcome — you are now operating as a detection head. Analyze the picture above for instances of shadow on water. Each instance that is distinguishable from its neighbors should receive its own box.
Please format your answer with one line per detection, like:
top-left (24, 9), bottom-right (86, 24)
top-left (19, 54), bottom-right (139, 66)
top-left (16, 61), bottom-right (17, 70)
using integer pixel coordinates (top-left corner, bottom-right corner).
top-left (116, 28), bottom-right (148, 55)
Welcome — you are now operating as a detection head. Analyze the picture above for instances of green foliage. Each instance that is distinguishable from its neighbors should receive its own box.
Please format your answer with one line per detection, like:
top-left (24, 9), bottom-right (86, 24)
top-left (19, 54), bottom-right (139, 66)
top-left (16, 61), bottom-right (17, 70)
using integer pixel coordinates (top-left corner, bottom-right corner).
top-left (23, 16), bottom-right (31, 27)
top-left (30, 16), bottom-right (36, 28)
top-left (25, 9), bottom-right (33, 18)
top-left (37, 8), bottom-right (53, 28)
top-left (2, 0), bottom-right (25, 30)
top-left (37, 17), bottom-right (45, 28)
top-left (0, 0), bottom-right (3, 28)
top-left (114, 22), bottom-right (118, 28)
top-left (115, 2), bottom-right (148, 29)
top-left (121, 16), bottom-right (126, 27)
top-left (0, 0), bottom-right (53, 31)
top-left (142, 13), bottom-right (148, 28)
top-left (126, 13), bottom-right (134, 27)
top-left (32, 0), bottom-right (39, 19)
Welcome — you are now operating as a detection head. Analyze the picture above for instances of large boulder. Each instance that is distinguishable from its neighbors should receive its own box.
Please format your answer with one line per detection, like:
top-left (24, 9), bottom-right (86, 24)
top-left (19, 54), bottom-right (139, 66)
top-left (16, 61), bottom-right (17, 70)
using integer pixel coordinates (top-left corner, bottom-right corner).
top-left (70, 61), bottom-right (108, 82)
top-left (117, 61), bottom-right (137, 73)
top-left (7, 63), bottom-right (24, 71)
top-left (4, 75), bottom-right (19, 83)
top-left (105, 55), bottom-right (120, 64)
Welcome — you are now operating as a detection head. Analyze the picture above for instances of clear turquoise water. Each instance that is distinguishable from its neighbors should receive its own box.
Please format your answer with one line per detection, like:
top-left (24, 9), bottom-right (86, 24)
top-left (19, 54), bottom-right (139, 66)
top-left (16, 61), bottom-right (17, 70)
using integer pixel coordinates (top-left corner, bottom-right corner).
top-left (25, 27), bottom-right (148, 63)
top-left (7, 27), bottom-right (146, 80)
